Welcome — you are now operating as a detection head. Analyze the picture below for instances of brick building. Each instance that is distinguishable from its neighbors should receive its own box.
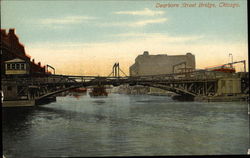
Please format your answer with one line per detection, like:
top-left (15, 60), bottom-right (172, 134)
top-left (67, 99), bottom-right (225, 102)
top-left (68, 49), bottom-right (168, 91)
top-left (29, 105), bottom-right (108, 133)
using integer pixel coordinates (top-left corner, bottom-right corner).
top-left (1, 29), bottom-right (46, 76)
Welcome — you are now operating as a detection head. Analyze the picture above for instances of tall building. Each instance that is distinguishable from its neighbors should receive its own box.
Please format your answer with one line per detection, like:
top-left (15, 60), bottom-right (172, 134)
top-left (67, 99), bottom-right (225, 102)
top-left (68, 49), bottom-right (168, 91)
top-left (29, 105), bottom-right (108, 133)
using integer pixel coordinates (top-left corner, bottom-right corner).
top-left (130, 51), bottom-right (196, 76)
top-left (129, 51), bottom-right (196, 95)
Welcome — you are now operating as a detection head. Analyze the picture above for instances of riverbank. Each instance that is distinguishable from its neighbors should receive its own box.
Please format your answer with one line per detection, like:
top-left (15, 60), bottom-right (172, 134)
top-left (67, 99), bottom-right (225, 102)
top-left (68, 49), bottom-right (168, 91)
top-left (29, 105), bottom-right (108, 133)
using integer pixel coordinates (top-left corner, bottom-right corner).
top-left (2, 96), bottom-right (56, 107)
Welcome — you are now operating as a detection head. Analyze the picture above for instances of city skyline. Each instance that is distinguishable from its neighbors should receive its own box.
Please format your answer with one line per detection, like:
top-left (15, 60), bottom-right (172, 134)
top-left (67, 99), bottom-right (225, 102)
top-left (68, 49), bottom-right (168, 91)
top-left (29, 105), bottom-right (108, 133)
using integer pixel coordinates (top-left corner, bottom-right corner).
top-left (1, 0), bottom-right (248, 75)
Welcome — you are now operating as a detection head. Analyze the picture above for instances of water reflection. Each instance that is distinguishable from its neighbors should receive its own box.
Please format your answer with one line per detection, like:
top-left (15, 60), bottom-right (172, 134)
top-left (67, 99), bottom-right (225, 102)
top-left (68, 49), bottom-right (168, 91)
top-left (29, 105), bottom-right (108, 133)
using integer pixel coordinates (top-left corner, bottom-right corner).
top-left (57, 90), bottom-right (87, 100)
top-left (2, 107), bottom-right (34, 133)
top-left (2, 93), bottom-right (249, 157)
top-left (2, 107), bottom-right (35, 157)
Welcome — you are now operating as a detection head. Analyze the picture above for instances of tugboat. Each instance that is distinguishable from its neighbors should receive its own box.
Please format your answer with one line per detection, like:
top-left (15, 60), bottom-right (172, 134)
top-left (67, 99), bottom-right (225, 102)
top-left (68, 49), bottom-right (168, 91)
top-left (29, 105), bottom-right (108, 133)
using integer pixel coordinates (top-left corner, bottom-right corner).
top-left (89, 85), bottom-right (108, 97)
top-left (69, 87), bottom-right (87, 93)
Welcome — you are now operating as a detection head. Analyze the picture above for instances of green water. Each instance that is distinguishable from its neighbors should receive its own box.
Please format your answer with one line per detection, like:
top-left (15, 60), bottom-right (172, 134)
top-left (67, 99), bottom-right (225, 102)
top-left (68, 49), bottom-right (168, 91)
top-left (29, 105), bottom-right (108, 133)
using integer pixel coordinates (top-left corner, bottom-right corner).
top-left (2, 93), bottom-right (249, 157)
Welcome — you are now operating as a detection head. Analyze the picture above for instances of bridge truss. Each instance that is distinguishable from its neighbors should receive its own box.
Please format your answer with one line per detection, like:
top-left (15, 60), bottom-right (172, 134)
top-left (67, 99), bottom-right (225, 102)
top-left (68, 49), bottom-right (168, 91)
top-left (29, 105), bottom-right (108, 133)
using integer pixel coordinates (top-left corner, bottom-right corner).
top-left (2, 68), bottom-right (248, 104)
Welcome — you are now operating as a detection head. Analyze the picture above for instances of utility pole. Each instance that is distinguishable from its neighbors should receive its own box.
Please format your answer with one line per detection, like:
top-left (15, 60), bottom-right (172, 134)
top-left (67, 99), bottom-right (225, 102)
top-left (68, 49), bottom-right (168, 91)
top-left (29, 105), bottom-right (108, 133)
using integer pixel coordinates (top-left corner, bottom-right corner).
top-left (229, 53), bottom-right (233, 68)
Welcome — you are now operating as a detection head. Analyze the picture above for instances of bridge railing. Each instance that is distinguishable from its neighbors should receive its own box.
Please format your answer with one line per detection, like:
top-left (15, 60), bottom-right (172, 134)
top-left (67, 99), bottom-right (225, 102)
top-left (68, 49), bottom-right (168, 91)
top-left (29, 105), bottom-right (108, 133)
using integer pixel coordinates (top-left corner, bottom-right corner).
top-left (127, 69), bottom-right (243, 81)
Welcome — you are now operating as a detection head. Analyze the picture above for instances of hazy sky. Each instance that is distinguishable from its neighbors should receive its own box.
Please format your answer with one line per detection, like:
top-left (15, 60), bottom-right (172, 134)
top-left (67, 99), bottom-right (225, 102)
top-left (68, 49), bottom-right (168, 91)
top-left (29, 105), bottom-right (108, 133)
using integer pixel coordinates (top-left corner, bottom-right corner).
top-left (1, 0), bottom-right (248, 75)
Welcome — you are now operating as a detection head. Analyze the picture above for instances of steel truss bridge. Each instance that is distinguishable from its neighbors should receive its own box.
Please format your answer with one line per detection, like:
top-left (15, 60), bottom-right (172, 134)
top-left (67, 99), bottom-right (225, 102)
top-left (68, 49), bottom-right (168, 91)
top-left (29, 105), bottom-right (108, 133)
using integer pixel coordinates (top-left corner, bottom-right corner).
top-left (3, 68), bottom-right (249, 103)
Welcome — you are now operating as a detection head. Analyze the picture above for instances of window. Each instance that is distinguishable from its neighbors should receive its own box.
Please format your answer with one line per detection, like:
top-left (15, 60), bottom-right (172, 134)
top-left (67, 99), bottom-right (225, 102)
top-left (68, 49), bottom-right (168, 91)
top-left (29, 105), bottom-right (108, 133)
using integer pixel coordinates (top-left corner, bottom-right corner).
top-left (11, 64), bottom-right (15, 70)
top-left (16, 64), bottom-right (20, 70)
top-left (21, 64), bottom-right (25, 70)
top-left (6, 64), bottom-right (10, 70)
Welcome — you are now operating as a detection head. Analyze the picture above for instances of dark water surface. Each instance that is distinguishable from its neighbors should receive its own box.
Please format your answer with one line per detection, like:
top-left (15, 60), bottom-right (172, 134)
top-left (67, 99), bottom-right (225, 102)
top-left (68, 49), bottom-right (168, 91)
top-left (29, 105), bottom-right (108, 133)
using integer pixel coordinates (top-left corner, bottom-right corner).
top-left (2, 93), bottom-right (249, 157)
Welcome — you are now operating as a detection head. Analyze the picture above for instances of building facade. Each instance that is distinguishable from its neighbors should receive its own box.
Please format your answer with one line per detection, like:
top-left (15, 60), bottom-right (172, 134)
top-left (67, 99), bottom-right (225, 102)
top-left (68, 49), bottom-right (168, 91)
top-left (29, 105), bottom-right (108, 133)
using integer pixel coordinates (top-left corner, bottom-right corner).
top-left (5, 58), bottom-right (30, 75)
top-left (130, 51), bottom-right (196, 76)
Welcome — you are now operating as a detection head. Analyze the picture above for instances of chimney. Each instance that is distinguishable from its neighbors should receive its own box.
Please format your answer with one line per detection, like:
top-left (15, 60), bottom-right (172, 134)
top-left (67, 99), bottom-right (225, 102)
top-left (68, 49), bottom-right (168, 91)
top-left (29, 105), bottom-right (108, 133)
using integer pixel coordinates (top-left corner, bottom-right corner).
top-left (32, 59), bottom-right (35, 63)
top-left (143, 51), bottom-right (149, 55)
top-left (38, 62), bottom-right (41, 66)
top-left (1, 29), bottom-right (7, 36)
top-left (9, 28), bottom-right (15, 34)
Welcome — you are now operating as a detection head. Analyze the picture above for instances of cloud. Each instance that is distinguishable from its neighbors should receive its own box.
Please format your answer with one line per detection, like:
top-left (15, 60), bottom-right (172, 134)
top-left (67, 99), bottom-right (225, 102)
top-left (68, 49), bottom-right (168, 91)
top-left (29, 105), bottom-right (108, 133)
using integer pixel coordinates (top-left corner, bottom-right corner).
top-left (28, 33), bottom-right (203, 49)
top-left (133, 18), bottom-right (167, 26)
top-left (40, 16), bottom-right (96, 25)
top-left (114, 8), bottom-right (164, 16)
top-left (102, 18), bottom-right (167, 27)
top-left (104, 8), bottom-right (167, 27)
top-left (114, 33), bottom-right (203, 42)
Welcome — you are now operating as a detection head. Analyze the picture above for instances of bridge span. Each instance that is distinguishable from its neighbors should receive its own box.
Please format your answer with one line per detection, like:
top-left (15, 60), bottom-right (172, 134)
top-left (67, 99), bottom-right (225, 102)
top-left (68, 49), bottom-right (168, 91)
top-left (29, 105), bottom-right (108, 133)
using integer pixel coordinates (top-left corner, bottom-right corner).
top-left (2, 69), bottom-right (248, 107)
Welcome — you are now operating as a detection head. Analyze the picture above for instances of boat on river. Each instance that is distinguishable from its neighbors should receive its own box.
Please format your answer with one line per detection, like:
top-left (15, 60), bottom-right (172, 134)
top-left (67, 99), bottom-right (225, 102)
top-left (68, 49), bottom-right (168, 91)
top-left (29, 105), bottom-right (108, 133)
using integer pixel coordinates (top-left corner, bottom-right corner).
top-left (69, 88), bottom-right (87, 93)
top-left (89, 85), bottom-right (108, 97)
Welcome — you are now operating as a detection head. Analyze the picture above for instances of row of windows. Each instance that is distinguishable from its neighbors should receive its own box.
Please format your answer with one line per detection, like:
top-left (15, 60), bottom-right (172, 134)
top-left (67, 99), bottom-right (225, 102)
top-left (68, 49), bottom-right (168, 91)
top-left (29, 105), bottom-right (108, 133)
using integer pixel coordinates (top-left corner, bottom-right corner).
top-left (6, 63), bottom-right (26, 70)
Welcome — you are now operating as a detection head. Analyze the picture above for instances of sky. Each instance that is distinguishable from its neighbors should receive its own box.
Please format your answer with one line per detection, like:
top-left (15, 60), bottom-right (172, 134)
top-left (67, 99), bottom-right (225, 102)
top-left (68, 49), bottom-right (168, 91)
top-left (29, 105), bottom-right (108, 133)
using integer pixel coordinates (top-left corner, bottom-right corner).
top-left (1, 0), bottom-right (248, 76)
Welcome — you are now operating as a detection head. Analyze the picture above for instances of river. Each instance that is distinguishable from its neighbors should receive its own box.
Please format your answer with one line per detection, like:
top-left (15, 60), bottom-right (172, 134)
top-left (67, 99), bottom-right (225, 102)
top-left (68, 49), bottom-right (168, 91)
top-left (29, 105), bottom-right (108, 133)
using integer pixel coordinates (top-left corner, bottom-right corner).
top-left (2, 92), bottom-right (249, 157)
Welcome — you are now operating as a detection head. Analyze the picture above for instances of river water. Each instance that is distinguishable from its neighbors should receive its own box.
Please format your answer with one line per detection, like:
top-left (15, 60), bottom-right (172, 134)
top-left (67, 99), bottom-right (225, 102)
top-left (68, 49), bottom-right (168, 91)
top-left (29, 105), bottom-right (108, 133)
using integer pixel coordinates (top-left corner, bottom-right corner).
top-left (2, 92), bottom-right (249, 157)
